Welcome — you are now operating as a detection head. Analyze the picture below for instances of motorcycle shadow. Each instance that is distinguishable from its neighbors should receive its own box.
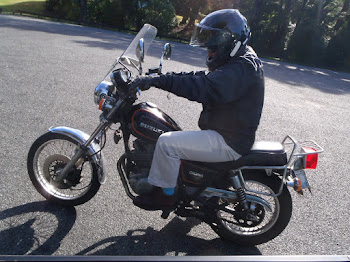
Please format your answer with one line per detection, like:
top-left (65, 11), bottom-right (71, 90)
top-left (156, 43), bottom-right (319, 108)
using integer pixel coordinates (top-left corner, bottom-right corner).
top-left (77, 216), bottom-right (262, 256)
top-left (0, 201), bottom-right (76, 255)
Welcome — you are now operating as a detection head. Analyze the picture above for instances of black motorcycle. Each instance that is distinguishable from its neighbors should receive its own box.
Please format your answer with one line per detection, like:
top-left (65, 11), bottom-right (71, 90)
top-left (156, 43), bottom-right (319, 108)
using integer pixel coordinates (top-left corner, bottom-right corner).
top-left (27, 24), bottom-right (323, 245)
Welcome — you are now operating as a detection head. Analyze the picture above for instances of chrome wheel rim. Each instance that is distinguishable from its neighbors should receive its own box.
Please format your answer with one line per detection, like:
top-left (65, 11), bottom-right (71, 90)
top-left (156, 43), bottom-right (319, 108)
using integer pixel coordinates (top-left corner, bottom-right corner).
top-left (33, 139), bottom-right (93, 200)
top-left (217, 180), bottom-right (280, 236)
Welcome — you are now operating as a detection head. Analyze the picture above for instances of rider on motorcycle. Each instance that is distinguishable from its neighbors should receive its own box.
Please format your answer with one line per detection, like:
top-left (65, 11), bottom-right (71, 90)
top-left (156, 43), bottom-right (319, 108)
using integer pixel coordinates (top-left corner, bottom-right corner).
top-left (131, 9), bottom-right (265, 210)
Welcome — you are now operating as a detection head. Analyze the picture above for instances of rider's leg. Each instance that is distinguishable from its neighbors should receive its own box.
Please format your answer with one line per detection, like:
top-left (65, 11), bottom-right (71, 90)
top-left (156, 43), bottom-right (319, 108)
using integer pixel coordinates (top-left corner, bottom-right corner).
top-left (147, 130), bottom-right (241, 192)
top-left (134, 130), bottom-right (241, 209)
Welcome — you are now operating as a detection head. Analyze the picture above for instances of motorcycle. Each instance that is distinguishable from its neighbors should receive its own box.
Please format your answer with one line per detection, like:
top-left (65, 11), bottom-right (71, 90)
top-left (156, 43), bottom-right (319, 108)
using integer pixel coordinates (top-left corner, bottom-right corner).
top-left (27, 24), bottom-right (323, 246)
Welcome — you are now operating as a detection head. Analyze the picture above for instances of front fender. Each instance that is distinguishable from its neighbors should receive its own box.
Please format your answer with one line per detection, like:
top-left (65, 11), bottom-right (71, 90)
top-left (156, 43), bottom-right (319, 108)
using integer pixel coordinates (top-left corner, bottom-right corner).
top-left (49, 126), bottom-right (107, 184)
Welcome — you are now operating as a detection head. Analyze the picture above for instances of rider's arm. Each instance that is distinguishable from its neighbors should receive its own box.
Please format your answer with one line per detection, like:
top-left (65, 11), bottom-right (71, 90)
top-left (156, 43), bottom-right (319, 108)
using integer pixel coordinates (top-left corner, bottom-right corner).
top-left (165, 71), bottom-right (206, 76)
top-left (153, 62), bottom-right (249, 105)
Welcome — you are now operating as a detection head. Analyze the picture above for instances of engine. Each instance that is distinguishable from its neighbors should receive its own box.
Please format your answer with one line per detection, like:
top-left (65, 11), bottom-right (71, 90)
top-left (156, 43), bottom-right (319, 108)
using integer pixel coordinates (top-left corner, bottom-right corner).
top-left (128, 138), bottom-right (155, 195)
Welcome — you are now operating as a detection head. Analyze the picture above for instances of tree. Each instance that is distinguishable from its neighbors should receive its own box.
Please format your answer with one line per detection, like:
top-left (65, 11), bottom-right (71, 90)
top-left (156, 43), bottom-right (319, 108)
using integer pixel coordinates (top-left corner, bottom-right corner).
top-left (186, 0), bottom-right (203, 29)
top-left (268, 0), bottom-right (293, 57)
top-left (101, 0), bottom-right (124, 28)
top-left (124, 0), bottom-right (177, 34)
top-left (45, 0), bottom-right (80, 20)
top-left (333, 0), bottom-right (350, 33)
top-left (325, 0), bottom-right (350, 70)
top-left (286, 0), bottom-right (341, 65)
top-left (80, 0), bottom-right (87, 22)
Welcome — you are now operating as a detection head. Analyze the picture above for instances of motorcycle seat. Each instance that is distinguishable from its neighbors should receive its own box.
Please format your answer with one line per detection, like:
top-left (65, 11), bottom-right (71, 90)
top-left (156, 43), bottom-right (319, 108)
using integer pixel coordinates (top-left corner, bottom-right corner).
top-left (199, 141), bottom-right (288, 171)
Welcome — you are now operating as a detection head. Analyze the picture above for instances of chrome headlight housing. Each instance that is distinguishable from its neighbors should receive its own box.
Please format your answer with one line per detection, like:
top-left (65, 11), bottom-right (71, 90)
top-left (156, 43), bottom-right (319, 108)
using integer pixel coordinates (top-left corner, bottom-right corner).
top-left (94, 81), bottom-right (114, 105)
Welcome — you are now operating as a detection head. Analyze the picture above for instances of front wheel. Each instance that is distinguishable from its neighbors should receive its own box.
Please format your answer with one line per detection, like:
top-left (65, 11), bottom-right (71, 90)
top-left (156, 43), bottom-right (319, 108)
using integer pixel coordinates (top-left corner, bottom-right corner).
top-left (27, 132), bottom-right (101, 206)
top-left (211, 171), bottom-right (292, 246)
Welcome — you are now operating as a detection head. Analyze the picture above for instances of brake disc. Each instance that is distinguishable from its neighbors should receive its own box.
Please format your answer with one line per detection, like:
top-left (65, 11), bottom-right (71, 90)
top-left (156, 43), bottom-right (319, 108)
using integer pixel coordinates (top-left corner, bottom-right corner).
top-left (42, 154), bottom-right (82, 189)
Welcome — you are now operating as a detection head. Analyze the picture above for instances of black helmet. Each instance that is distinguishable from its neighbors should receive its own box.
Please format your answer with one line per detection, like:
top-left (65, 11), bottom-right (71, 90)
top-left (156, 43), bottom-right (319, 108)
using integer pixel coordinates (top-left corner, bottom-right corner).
top-left (190, 9), bottom-right (251, 71)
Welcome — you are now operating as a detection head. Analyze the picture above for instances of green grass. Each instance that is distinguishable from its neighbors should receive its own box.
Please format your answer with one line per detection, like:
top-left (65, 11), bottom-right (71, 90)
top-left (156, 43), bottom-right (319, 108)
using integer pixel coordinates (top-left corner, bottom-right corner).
top-left (0, 0), bottom-right (46, 14)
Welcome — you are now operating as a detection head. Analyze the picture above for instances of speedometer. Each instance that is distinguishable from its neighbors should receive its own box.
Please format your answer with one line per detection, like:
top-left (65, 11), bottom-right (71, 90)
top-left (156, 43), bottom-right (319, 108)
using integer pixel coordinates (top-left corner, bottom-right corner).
top-left (110, 68), bottom-right (131, 86)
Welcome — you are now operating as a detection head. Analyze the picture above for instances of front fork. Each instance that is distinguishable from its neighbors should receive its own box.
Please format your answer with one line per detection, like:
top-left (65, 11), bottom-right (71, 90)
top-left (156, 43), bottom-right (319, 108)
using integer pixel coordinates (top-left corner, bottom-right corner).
top-left (54, 121), bottom-right (110, 182)
top-left (54, 98), bottom-right (125, 182)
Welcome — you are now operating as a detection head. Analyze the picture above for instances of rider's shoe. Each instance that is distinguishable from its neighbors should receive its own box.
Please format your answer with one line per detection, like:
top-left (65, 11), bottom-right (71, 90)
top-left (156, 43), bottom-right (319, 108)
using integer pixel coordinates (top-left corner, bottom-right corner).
top-left (133, 187), bottom-right (177, 211)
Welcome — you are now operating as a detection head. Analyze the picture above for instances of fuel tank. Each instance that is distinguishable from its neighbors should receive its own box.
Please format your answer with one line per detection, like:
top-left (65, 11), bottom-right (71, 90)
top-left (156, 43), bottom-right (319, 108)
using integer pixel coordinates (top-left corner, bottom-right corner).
top-left (130, 102), bottom-right (182, 142)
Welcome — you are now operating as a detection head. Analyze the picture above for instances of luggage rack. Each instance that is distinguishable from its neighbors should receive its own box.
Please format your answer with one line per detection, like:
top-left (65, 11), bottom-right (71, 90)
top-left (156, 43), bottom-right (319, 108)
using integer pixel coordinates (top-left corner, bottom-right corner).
top-left (233, 135), bottom-right (324, 197)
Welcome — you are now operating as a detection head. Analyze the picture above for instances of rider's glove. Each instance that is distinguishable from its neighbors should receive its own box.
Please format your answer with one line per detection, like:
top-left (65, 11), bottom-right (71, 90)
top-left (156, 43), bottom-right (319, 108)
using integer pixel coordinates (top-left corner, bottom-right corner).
top-left (131, 76), bottom-right (154, 91)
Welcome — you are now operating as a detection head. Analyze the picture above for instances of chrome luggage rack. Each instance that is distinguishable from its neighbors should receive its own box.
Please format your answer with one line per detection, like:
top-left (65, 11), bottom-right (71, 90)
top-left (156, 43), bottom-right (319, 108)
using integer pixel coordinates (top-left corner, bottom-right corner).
top-left (233, 135), bottom-right (324, 197)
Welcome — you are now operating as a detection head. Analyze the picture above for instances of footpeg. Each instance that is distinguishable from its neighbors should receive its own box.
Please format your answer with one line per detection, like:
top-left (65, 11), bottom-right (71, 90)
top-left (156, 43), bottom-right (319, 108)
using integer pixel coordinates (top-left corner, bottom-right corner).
top-left (161, 211), bottom-right (170, 219)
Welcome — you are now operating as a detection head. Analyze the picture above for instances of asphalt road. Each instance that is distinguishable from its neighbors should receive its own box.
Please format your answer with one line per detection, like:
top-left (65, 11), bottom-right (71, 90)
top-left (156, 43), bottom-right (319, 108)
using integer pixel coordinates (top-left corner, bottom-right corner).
top-left (0, 15), bottom-right (350, 256)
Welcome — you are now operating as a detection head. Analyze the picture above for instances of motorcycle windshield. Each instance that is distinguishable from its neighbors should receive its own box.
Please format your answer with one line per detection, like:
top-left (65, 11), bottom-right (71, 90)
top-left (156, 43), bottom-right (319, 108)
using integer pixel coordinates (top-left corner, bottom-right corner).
top-left (119, 24), bottom-right (158, 68)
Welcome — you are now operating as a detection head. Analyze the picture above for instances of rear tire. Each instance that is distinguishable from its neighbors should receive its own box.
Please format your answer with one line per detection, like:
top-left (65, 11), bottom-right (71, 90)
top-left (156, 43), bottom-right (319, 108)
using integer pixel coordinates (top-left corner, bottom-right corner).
top-left (27, 132), bottom-right (101, 206)
top-left (211, 171), bottom-right (292, 246)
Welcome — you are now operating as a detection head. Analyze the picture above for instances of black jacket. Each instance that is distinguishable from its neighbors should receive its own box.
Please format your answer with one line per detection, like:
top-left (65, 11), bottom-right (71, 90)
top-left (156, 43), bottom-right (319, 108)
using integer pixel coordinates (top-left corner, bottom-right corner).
top-left (153, 46), bottom-right (264, 156)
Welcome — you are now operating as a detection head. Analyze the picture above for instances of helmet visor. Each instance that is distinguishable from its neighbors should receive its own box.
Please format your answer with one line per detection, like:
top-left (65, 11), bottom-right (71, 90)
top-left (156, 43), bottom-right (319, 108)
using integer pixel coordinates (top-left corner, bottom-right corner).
top-left (190, 24), bottom-right (225, 47)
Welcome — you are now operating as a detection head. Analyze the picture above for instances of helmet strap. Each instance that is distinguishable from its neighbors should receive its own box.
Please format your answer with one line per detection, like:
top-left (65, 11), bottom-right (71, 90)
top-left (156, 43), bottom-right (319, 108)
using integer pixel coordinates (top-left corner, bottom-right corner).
top-left (230, 41), bottom-right (241, 57)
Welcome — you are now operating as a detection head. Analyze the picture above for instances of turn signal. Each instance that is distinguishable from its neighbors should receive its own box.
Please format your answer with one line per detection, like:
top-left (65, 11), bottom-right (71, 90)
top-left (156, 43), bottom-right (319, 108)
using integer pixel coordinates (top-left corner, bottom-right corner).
top-left (302, 147), bottom-right (318, 169)
top-left (286, 177), bottom-right (302, 191)
top-left (98, 98), bottom-right (105, 111)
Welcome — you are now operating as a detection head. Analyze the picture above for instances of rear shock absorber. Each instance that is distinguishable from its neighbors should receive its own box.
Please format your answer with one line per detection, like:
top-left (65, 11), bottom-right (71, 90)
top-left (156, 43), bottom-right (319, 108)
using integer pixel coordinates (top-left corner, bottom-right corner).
top-left (229, 170), bottom-right (249, 210)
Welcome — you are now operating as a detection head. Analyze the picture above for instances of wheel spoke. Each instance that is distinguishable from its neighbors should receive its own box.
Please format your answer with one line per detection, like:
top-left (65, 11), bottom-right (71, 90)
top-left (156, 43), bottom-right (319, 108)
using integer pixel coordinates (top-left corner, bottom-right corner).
top-left (217, 180), bottom-right (280, 236)
top-left (33, 138), bottom-right (93, 201)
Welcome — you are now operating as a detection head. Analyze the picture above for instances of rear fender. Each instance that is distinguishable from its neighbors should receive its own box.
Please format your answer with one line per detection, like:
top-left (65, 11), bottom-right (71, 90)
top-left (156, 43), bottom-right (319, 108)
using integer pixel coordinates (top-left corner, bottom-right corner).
top-left (49, 126), bottom-right (107, 184)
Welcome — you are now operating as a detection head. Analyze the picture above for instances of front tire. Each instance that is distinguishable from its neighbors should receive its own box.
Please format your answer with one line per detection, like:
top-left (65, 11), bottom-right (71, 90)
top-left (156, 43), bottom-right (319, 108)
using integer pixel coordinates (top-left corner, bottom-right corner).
top-left (27, 132), bottom-right (101, 206)
top-left (211, 171), bottom-right (292, 246)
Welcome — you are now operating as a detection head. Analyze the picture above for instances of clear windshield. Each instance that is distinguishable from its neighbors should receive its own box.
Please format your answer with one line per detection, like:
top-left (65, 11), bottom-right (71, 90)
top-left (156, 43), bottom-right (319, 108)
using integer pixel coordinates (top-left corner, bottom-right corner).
top-left (119, 24), bottom-right (158, 68)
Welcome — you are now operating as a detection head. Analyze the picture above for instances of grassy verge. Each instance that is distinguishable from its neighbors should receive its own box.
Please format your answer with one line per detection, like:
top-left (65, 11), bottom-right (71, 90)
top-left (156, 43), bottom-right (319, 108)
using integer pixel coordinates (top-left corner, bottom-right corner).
top-left (0, 0), bottom-right (46, 15)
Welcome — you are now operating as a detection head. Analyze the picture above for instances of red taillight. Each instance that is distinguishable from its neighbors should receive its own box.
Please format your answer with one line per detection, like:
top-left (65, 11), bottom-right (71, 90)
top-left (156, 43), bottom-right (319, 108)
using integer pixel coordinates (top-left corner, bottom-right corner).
top-left (302, 147), bottom-right (318, 169)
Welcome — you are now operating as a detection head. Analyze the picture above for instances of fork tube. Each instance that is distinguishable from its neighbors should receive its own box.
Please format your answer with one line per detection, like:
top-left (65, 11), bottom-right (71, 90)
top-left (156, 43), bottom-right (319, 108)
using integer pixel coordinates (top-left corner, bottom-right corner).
top-left (55, 121), bottom-right (110, 182)
top-left (55, 98), bottom-right (124, 183)
top-left (83, 122), bottom-right (110, 147)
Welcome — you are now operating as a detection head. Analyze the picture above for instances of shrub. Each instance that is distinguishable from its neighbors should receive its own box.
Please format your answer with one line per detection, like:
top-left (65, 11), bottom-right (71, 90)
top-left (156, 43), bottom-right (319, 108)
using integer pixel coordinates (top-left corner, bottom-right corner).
top-left (126, 0), bottom-right (177, 35)
top-left (45, 0), bottom-right (80, 20)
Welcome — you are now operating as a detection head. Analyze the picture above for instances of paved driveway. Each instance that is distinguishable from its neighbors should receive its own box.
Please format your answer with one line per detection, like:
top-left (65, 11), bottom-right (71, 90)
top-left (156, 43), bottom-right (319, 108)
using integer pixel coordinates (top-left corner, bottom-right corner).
top-left (0, 15), bottom-right (350, 256)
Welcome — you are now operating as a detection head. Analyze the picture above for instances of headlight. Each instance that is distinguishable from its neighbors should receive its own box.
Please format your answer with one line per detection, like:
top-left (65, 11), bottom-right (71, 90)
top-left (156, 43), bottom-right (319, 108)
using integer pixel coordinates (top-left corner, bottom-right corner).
top-left (94, 81), bottom-right (114, 105)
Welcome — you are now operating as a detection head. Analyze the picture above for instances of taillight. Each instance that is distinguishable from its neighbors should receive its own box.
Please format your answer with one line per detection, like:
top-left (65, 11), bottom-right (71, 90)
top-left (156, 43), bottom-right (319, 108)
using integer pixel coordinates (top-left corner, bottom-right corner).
top-left (302, 147), bottom-right (318, 169)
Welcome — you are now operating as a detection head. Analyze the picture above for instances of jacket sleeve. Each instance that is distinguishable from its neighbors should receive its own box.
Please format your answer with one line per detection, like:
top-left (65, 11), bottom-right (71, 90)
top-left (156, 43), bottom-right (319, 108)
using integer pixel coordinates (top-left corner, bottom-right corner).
top-left (153, 62), bottom-right (249, 105)
top-left (165, 71), bottom-right (206, 76)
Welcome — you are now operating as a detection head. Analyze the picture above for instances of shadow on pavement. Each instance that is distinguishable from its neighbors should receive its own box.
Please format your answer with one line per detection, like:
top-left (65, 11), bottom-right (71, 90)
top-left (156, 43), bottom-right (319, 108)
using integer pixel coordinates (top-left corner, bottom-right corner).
top-left (263, 59), bottom-right (350, 95)
top-left (76, 216), bottom-right (261, 256)
top-left (0, 201), bottom-right (76, 255)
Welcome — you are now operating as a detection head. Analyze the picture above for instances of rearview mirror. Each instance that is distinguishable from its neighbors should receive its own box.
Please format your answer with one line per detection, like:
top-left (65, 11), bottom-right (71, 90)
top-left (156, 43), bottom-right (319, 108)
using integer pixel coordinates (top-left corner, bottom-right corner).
top-left (136, 38), bottom-right (145, 63)
top-left (163, 43), bottom-right (171, 60)
top-left (158, 43), bottom-right (172, 75)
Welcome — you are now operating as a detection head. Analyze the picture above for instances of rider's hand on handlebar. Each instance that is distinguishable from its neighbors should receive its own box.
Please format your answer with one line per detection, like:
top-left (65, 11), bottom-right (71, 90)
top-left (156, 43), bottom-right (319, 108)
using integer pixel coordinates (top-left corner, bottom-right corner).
top-left (130, 76), bottom-right (153, 91)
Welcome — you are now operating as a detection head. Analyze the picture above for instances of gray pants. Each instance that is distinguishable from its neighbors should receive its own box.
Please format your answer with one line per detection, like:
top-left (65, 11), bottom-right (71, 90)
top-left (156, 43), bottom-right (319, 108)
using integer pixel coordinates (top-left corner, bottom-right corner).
top-left (148, 130), bottom-right (241, 188)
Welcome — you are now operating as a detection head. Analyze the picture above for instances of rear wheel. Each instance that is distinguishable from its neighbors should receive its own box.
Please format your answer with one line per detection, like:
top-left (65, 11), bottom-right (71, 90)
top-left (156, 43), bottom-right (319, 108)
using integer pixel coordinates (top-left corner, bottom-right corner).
top-left (27, 132), bottom-right (101, 206)
top-left (211, 171), bottom-right (292, 246)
